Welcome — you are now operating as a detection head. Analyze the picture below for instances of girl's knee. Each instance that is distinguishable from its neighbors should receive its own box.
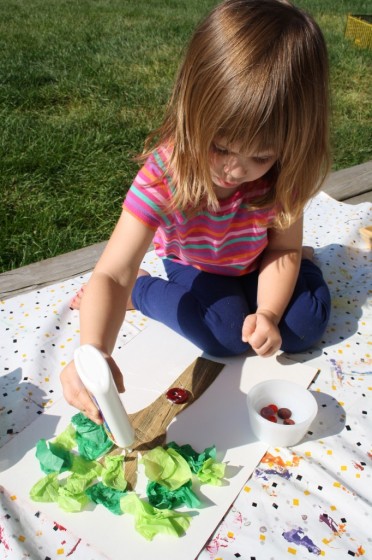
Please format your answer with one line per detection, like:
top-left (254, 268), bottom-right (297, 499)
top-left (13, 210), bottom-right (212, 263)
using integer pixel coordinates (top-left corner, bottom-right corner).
top-left (200, 339), bottom-right (249, 358)
top-left (281, 335), bottom-right (319, 354)
top-left (280, 302), bottom-right (331, 353)
top-left (197, 321), bottom-right (250, 356)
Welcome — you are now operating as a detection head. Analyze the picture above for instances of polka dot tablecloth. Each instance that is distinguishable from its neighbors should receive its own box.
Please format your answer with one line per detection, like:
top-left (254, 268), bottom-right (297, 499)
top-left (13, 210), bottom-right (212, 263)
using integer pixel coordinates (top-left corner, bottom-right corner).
top-left (0, 192), bottom-right (371, 559)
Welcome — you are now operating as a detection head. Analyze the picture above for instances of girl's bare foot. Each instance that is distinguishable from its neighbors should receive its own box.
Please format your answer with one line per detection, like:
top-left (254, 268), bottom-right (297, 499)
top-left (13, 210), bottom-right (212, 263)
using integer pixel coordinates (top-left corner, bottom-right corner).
top-left (302, 246), bottom-right (315, 261)
top-left (126, 269), bottom-right (151, 310)
top-left (69, 285), bottom-right (85, 310)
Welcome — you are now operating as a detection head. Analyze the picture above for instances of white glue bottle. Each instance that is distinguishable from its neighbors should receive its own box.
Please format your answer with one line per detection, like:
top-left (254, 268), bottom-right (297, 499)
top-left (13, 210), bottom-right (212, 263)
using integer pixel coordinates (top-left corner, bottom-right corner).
top-left (74, 344), bottom-right (135, 448)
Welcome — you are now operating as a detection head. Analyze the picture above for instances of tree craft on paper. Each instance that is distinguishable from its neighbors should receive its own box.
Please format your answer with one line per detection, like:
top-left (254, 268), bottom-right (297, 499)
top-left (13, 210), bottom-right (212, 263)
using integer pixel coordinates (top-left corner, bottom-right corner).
top-left (125, 356), bottom-right (224, 488)
top-left (30, 357), bottom-right (227, 540)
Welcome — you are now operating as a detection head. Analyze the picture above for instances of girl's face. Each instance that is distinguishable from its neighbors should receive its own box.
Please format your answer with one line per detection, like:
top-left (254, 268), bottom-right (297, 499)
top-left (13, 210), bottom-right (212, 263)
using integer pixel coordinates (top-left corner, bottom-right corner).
top-left (209, 138), bottom-right (277, 197)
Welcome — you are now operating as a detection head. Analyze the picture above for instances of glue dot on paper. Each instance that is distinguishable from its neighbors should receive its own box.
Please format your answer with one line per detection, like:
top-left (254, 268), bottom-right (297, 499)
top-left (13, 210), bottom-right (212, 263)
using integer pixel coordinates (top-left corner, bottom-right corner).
top-left (166, 388), bottom-right (190, 404)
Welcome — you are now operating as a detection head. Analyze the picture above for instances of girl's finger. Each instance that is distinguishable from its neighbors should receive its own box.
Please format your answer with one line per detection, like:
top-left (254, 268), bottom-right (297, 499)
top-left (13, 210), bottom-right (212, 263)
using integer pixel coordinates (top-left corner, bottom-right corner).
top-left (242, 314), bottom-right (257, 342)
top-left (107, 358), bottom-right (125, 393)
top-left (251, 338), bottom-right (271, 356)
top-left (76, 390), bottom-right (103, 424)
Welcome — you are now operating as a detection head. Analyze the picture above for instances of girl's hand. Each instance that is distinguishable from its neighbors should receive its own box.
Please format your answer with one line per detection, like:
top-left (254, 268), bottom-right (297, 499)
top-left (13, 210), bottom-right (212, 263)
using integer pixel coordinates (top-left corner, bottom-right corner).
top-left (60, 355), bottom-right (125, 425)
top-left (242, 310), bottom-right (282, 357)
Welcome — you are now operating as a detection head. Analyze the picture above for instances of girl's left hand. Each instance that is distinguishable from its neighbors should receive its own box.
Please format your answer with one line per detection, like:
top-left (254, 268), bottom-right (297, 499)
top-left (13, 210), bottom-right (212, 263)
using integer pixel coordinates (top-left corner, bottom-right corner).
top-left (242, 311), bottom-right (282, 357)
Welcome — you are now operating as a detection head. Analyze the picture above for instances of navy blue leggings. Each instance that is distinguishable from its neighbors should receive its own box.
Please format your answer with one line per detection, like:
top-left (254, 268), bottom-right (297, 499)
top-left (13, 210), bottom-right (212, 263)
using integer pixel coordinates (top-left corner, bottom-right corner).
top-left (131, 259), bottom-right (331, 357)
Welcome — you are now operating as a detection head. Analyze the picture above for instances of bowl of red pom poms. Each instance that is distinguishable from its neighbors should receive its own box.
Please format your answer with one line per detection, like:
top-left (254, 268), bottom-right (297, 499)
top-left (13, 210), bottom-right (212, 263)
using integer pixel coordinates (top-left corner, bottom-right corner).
top-left (247, 379), bottom-right (318, 447)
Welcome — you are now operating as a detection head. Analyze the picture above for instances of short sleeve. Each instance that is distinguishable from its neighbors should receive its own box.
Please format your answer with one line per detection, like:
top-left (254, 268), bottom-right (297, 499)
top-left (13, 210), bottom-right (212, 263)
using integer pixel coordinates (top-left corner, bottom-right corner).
top-left (123, 151), bottom-right (172, 230)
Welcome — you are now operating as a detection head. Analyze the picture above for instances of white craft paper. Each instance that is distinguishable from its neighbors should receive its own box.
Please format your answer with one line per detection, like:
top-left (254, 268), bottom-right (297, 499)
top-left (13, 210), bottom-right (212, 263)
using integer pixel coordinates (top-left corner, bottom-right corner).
top-left (0, 322), bottom-right (319, 560)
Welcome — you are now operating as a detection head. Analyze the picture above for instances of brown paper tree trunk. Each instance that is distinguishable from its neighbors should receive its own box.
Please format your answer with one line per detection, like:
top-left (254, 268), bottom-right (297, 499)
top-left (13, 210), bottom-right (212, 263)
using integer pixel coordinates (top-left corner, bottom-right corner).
top-left (122, 356), bottom-right (224, 489)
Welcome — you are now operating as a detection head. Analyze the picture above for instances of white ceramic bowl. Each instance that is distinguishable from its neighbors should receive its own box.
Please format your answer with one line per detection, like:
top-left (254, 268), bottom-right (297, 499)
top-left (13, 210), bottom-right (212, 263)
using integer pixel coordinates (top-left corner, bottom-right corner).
top-left (247, 379), bottom-right (318, 447)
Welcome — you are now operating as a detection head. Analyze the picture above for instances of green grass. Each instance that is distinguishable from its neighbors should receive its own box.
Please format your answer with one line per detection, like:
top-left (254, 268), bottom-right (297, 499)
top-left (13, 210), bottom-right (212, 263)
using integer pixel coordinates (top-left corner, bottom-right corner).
top-left (0, 0), bottom-right (371, 273)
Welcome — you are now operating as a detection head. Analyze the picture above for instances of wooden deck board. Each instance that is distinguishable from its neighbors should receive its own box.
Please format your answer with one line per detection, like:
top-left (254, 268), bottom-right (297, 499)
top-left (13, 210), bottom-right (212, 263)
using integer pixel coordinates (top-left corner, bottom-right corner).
top-left (322, 161), bottom-right (372, 202)
top-left (0, 242), bottom-right (107, 300)
top-left (1, 161), bottom-right (371, 300)
top-left (342, 191), bottom-right (372, 205)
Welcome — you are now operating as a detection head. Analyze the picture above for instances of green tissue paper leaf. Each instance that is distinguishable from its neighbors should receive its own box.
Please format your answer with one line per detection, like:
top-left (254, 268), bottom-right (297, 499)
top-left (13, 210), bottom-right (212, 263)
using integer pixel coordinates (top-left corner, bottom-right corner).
top-left (36, 439), bottom-right (72, 474)
top-left (30, 473), bottom-right (60, 502)
top-left (141, 446), bottom-right (192, 490)
top-left (71, 454), bottom-right (102, 478)
top-left (197, 457), bottom-right (226, 485)
top-left (71, 412), bottom-right (113, 460)
top-left (101, 455), bottom-right (127, 491)
top-left (30, 472), bottom-right (90, 511)
top-left (86, 482), bottom-right (127, 515)
top-left (53, 423), bottom-right (77, 450)
top-left (147, 480), bottom-right (201, 509)
top-left (167, 441), bottom-right (217, 473)
top-left (57, 486), bottom-right (90, 512)
top-left (63, 473), bottom-right (93, 494)
top-left (120, 493), bottom-right (191, 540)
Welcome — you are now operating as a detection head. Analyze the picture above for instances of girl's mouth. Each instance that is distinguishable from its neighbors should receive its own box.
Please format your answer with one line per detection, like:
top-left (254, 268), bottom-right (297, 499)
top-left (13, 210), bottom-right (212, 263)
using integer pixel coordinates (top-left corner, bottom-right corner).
top-left (218, 178), bottom-right (240, 188)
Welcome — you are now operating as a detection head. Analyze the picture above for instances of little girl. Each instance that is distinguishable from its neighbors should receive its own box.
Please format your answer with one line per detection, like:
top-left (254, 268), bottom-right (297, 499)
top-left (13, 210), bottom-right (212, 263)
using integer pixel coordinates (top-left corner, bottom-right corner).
top-left (62, 0), bottom-right (331, 423)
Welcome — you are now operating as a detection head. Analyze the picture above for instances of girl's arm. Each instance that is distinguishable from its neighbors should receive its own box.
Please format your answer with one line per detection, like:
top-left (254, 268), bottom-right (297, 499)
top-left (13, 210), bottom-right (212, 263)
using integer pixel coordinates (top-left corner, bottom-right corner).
top-left (60, 210), bottom-right (155, 422)
top-left (242, 216), bottom-right (303, 357)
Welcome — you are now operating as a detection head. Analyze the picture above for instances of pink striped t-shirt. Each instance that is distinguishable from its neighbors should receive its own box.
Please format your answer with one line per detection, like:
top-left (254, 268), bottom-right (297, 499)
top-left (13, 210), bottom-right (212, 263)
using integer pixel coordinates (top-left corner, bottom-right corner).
top-left (123, 146), bottom-right (277, 276)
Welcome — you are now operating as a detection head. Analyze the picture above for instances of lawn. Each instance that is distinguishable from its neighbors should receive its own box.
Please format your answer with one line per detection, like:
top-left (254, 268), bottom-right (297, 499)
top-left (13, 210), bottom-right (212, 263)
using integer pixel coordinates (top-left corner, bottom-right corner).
top-left (0, 0), bottom-right (371, 273)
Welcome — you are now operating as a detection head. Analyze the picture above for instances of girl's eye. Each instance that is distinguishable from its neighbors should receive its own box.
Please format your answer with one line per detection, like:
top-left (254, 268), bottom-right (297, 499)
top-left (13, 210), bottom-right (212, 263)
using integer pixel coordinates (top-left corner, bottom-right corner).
top-left (253, 156), bottom-right (272, 165)
top-left (212, 143), bottom-right (229, 155)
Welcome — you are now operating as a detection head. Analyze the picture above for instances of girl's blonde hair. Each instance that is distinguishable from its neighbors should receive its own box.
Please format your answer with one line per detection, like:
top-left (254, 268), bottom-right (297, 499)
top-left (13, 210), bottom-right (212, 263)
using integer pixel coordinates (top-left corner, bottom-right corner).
top-left (141, 0), bottom-right (330, 227)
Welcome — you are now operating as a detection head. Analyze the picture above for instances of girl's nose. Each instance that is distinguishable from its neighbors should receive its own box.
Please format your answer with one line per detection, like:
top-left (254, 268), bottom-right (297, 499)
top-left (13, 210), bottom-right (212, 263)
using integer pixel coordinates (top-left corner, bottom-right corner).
top-left (224, 155), bottom-right (245, 176)
top-left (223, 154), bottom-right (237, 172)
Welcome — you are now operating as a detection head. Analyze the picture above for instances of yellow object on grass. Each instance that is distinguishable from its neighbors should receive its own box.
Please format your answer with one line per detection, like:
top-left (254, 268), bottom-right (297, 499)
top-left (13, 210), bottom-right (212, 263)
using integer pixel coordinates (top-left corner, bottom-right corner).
top-left (345, 15), bottom-right (372, 49)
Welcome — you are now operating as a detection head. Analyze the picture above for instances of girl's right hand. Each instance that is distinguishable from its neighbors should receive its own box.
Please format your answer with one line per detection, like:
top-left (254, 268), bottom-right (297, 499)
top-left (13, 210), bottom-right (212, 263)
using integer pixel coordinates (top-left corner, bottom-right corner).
top-left (60, 355), bottom-right (125, 425)
top-left (242, 311), bottom-right (282, 357)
